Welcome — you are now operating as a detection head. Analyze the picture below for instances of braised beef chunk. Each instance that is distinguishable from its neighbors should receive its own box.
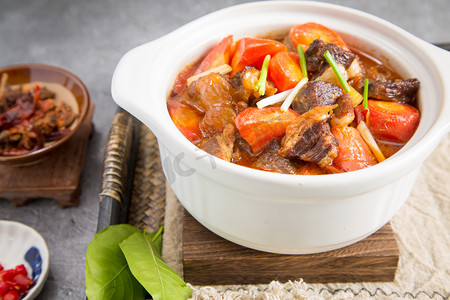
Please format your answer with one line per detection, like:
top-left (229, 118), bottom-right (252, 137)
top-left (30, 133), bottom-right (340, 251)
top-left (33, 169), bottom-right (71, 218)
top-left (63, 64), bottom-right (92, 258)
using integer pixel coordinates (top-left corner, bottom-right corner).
top-left (368, 78), bottom-right (420, 103)
top-left (320, 42), bottom-right (356, 70)
top-left (292, 80), bottom-right (342, 115)
top-left (199, 124), bottom-right (236, 162)
top-left (305, 39), bottom-right (326, 73)
top-left (305, 39), bottom-right (356, 75)
top-left (230, 67), bottom-right (277, 104)
top-left (331, 93), bottom-right (355, 128)
top-left (189, 73), bottom-right (237, 135)
top-left (231, 135), bottom-right (255, 164)
top-left (189, 72), bottom-right (235, 111)
top-left (252, 140), bottom-right (296, 174)
top-left (279, 105), bottom-right (338, 167)
top-left (348, 75), bottom-right (365, 92)
top-left (199, 106), bottom-right (236, 136)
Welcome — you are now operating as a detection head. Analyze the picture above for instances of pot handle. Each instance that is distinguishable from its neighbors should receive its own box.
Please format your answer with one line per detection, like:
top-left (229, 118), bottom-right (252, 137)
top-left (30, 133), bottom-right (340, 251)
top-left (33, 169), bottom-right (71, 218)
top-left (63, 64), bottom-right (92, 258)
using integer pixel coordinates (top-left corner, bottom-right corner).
top-left (428, 43), bottom-right (450, 134)
top-left (111, 37), bottom-right (167, 132)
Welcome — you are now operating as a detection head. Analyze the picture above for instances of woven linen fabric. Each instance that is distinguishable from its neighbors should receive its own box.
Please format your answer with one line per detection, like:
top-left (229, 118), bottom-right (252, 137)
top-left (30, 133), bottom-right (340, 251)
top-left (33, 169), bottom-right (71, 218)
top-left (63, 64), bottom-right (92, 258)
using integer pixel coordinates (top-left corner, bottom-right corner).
top-left (162, 134), bottom-right (450, 300)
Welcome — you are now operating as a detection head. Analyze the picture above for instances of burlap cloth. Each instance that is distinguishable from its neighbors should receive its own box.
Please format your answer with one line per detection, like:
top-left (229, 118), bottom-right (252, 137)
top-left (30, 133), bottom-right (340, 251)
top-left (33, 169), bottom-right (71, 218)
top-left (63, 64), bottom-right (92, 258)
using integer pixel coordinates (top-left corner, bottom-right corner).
top-left (161, 134), bottom-right (450, 300)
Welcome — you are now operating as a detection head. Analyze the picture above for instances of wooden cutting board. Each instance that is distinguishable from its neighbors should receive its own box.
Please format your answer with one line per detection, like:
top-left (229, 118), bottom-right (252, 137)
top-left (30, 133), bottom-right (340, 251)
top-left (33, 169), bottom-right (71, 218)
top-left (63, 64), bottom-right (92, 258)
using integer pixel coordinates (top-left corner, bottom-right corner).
top-left (0, 104), bottom-right (94, 207)
top-left (183, 210), bottom-right (399, 285)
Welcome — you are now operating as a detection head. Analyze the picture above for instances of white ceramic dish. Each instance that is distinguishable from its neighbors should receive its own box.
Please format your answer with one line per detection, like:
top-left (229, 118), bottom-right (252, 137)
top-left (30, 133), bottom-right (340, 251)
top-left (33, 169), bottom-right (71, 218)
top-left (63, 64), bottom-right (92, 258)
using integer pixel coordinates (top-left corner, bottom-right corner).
top-left (0, 220), bottom-right (49, 299)
top-left (112, 1), bottom-right (450, 254)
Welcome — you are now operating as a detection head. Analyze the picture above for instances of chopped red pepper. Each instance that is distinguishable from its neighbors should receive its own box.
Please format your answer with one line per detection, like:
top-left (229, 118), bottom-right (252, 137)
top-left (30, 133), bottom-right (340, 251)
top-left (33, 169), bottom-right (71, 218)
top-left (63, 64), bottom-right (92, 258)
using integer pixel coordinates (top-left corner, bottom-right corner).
top-left (13, 265), bottom-right (27, 277)
top-left (0, 263), bottom-right (34, 298)
top-left (2, 289), bottom-right (20, 300)
top-left (0, 269), bottom-right (16, 282)
top-left (0, 280), bottom-right (12, 296)
top-left (12, 274), bottom-right (34, 292)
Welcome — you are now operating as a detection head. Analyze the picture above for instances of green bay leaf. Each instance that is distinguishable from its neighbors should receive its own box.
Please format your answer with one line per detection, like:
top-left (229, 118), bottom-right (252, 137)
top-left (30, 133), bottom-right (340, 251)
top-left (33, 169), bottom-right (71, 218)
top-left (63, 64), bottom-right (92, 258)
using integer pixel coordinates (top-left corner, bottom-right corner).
top-left (119, 230), bottom-right (192, 300)
top-left (85, 224), bottom-right (145, 300)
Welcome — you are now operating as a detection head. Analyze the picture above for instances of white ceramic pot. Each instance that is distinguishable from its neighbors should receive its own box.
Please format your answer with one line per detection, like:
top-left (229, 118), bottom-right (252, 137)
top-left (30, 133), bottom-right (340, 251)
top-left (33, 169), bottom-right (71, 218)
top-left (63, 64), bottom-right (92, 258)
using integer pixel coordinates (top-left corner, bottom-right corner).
top-left (112, 1), bottom-right (450, 254)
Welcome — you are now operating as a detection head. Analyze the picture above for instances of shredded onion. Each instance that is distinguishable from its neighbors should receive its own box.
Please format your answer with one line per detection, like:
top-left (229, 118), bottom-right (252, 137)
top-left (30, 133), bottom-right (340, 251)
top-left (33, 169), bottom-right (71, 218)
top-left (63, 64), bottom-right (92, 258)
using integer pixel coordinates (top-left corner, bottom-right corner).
top-left (256, 89), bottom-right (292, 109)
top-left (357, 120), bottom-right (386, 163)
top-left (316, 65), bottom-right (348, 86)
top-left (347, 59), bottom-right (362, 79)
top-left (280, 78), bottom-right (308, 111)
top-left (186, 64), bottom-right (232, 86)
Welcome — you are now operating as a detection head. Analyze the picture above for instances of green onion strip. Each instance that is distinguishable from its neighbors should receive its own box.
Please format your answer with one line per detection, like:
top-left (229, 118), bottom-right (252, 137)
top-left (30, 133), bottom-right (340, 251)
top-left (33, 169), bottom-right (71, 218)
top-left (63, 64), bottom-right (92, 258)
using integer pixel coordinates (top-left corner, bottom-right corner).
top-left (254, 54), bottom-right (271, 96)
top-left (363, 78), bottom-right (369, 110)
top-left (323, 50), bottom-right (350, 93)
top-left (297, 45), bottom-right (308, 80)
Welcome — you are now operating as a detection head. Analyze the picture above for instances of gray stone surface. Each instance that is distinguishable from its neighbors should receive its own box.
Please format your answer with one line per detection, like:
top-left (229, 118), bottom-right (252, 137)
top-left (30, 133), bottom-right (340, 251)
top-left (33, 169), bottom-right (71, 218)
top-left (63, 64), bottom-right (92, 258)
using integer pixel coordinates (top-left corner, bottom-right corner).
top-left (0, 0), bottom-right (448, 299)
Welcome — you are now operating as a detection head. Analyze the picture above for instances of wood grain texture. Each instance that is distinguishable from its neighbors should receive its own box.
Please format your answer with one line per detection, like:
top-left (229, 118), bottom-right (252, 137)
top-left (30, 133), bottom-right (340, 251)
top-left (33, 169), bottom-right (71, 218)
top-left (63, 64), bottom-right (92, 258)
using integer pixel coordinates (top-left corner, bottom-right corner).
top-left (183, 210), bottom-right (399, 285)
top-left (0, 104), bottom-right (94, 207)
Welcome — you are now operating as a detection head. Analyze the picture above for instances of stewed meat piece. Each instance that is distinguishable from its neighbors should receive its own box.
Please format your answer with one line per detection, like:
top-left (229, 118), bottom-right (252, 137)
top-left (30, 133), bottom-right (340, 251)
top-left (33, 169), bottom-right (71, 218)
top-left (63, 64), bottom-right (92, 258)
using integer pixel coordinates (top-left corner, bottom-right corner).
top-left (199, 105), bottom-right (236, 136)
top-left (319, 42), bottom-right (356, 70)
top-left (368, 78), bottom-right (420, 103)
top-left (305, 39), bottom-right (356, 76)
top-left (230, 67), bottom-right (277, 104)
top-left (292, 80), bottom-right (342, 115)
top-left (331, 93), bottom-right (355, 128)
top-left (304, 39), bottom-right (326, 73)
top-left (188, 72), bottom-right (238, 135)
top-left (279, 105), bottom-right (338, 167)
top-left (189, 72), bottom-right (235, 111)
top-left (199, 123), bottom-right (236, 162)
top-left (252, 139), bottom-right (296, 174)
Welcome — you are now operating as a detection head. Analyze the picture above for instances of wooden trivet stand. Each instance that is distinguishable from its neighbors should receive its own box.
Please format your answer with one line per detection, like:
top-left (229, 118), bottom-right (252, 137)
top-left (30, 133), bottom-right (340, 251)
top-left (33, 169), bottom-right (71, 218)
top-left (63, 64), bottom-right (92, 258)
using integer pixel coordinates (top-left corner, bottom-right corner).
top-left (183, 210), bottom-right (399, 285)
top-left (0, 104), bottom-right (94, 207)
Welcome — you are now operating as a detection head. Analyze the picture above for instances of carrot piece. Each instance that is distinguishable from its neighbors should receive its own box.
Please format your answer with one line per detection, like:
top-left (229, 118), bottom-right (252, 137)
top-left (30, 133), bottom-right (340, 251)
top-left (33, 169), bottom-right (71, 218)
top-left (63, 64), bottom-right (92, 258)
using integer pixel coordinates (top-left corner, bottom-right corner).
top-left (289, 22), bottom-right (349, 50)
top-left (167, 98), bottom-right (203, 143)
top-left (235, 107), bottom-right (299, 153)
top-left (196, 35), bottom-right (234, 74)
top-left (331, 126), bottom-right (377, 172)
top-left (268, 52), bottom-right (304, 92)
top-left (297, 163), bottom-right (328, 175)
top-left (231, 37), bottom-right (287, 74)
top-left (172, 65), bottom-right (196, 95)
top-left (354, 100), bottom-right (420, 143)
top-left (172, 36), bottom-right (234, 95)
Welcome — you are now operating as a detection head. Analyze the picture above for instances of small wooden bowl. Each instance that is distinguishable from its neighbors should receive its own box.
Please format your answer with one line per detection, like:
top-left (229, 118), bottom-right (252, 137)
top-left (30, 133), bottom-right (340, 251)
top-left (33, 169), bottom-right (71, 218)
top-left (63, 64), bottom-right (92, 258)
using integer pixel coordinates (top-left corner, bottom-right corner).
top-left (0, 64), bottom-right (90, 166)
